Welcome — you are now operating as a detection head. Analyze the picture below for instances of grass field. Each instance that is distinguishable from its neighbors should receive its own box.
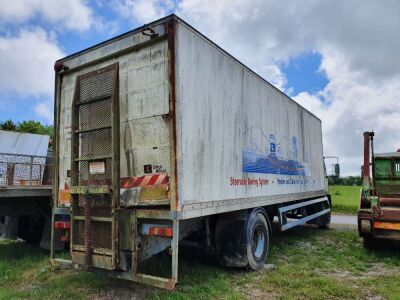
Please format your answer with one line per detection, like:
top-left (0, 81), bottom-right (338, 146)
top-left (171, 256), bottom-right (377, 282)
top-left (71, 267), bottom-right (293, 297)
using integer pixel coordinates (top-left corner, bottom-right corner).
top-left (329, 185), bottom-right (360, 214)
top-left (1, 225), bottom-right (399, 300)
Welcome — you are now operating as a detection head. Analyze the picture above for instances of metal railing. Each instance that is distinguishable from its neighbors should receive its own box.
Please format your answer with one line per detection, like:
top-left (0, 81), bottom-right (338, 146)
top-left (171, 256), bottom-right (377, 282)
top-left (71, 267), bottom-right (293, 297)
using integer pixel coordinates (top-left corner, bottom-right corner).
top-left (0, 153), bottom-right (53, 187)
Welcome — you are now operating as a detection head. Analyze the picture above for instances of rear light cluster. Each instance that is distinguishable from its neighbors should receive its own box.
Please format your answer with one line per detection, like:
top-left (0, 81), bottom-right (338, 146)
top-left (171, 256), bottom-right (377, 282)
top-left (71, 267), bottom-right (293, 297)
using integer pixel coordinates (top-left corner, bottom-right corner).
top-left (54, 221), bottom-right (70, 243)
top-left (374, 222), bottom-right (400, 230)
top-left (149, 227), bottom-right (173, 237)
top-left (141, 224), bottom-right (173, 237)
top-left (54, 221), bottom-right (70, 229)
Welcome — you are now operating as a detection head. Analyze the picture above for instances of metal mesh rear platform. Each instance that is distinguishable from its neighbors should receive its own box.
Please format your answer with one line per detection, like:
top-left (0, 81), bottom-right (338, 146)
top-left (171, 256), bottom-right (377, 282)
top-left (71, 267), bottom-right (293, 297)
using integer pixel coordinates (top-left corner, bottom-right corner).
top-left (70, 63), bottom-right (119, 270)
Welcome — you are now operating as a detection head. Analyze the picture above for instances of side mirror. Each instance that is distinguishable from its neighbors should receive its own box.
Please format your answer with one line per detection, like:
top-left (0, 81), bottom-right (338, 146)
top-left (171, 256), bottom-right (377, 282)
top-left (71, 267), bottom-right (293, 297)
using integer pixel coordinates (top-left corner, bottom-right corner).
top-left (334, 163), bottom-right (340, 177)
top-left (324, 156), bottom-right (340, 177)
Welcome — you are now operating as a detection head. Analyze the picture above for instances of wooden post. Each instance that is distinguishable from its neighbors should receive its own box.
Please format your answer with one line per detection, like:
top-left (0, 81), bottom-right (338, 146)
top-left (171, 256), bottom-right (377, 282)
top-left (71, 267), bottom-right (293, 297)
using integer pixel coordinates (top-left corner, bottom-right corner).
top-left (7, 163), bottom-right (15, 186)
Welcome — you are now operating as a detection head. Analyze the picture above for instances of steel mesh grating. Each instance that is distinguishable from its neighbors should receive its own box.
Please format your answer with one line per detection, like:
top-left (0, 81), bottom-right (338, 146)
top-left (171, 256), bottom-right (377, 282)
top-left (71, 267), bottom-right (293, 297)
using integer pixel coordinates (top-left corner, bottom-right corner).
top-left (80, 128), bottom-right (112, 158)
top-left (73, 220), bottom-right (112, 249)
top-left (79, 71), bottom-right (115, 103)
top-left (76, 206), bottom-right (112, 218)
top-left (91, 222), bottom-right (112, 249)
top-left (0, 153), bottom-right (52, 186)
top-left (71, 64), bottom-right (117, 266)
top-left (79, 98), bottom-right (112, 131)
top-left (73, 220), bottom-right (85, 246)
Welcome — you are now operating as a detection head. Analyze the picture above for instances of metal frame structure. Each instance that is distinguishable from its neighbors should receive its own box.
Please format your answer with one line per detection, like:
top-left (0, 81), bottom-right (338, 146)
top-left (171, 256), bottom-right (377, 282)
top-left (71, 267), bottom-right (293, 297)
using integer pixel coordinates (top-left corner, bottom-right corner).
top-left (51, 17), bottom-right (181, 289)
top-left (278, 197), bottom-right (330, 231)
top-left (0, 152), bottom-right (52, 187)
top-left (69, 63), bottom-right (120, 270)
top-left (358, 131), bottom-right (400, 242)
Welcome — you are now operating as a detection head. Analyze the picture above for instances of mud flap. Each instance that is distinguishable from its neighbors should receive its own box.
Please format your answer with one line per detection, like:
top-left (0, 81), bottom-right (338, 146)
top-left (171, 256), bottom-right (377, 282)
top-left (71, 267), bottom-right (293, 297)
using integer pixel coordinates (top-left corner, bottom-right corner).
top-left (215, 210), bottom-right (248, 267)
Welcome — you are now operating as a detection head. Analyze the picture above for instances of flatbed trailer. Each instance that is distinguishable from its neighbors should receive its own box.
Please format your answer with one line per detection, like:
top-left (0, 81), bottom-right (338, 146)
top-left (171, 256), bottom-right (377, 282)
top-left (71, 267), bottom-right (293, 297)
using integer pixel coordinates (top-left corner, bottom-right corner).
top-left (51, 15), bottom-right (331, 289)
top-left (0, 149), bottom-right (53, 243)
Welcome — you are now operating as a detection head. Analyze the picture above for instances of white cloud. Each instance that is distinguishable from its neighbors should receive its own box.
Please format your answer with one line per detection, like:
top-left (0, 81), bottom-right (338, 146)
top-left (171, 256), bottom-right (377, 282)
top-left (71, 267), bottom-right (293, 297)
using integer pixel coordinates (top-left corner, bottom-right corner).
top-left (295, 48), bottom-right (400, 175)
top-left (114, 0), bottom-right (175, 24)
top-left (34, 101), bottom-right (54, 123)
top-left (176, 0), bottom-right (400, 80)
top-left (1, 0), bottom-right (395, 175)
top-left (0, 28), bottom-right (65, 96)
top-left (0, 27), bottom-right (65, 123)
top-left (171, 0), bottom-right (400, 175)
top-left (0, 0), bottom-right (95, 31)
top-left (111, 0), bottom-right (400, 175)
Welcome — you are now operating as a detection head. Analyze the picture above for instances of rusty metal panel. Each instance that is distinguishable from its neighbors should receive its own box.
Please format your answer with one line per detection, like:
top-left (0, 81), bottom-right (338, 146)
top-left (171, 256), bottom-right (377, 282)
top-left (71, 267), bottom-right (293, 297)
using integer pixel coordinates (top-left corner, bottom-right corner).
top-left (175, 21), bottom-right (325, 207)
top-left (57, 23), bottom-right (166, 71)
top-left (57, 39), bottom-right (170, 207)
top-left (69, 63), bottom-right (119, 270)
top-left (121, 116), bottom-right (170, 178)
top-left (119, 40), bottom-right (170, 180)
top-left (118, 209), bottom-right (135, 251)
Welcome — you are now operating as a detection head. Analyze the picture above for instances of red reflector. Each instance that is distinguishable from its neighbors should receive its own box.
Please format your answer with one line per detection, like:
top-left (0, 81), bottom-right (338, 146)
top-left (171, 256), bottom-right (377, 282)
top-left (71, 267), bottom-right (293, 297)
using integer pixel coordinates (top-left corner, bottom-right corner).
top-left (54, 221), bottom-right (70, 229)
top-left (373, 222), bottom-right (400, 230)
top-left (149, 227), bottom-right (173, 237)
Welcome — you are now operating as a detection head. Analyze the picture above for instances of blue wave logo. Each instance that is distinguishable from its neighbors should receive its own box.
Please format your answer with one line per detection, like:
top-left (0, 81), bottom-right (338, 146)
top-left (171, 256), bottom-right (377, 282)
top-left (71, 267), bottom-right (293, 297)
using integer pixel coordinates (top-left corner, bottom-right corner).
top-left (242, 151), bottom-right (305, 175)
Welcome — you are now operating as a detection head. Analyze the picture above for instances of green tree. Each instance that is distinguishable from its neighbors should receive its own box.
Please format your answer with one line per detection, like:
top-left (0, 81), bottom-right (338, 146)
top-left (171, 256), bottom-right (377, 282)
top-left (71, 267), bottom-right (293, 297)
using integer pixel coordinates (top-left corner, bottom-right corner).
top-left (0, 119), bottom-right (17, 131)
top-left (328, 175), bottom-right (362, 186)
top-left (44, 125), bottom-right (54, 137)
top-left (17, 120), bottom-right (47, 134)
top-left (1, 119), bottom-right (53, 137)
top-left (16, 120), bottom-right (53, 136)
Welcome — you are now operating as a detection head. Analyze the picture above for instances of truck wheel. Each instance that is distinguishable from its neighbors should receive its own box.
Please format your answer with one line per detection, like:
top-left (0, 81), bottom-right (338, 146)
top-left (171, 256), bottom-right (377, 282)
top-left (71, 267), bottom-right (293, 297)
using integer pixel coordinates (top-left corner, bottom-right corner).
top-left (318, 210), bottom-right (331, 229)
top-left (246, 209), bottom-right (270, 270)
top-left (18, 216), bottom-right (45, 243)
top-left (363, 236), bottom-right (378, 249)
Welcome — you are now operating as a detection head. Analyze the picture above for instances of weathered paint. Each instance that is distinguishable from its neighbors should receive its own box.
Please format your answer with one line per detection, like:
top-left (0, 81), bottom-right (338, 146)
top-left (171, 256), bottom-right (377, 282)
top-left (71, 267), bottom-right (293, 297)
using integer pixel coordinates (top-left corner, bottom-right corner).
top-left (56, 16), bottom-right (325, 215)
top-left (70, 185), bottom-right (110, 194)
top-left (57, 37), bottom-right (170, 207)
top-left (175, 21), bottom-right (325, 207)
top-left (52, 15), bottom-right (330, 289)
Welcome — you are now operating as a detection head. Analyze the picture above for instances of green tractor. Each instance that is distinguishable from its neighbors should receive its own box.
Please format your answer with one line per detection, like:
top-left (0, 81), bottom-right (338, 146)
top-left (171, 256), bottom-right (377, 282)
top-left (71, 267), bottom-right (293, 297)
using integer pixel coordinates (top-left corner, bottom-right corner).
top-left (358, 131), bottom-right (400, 248)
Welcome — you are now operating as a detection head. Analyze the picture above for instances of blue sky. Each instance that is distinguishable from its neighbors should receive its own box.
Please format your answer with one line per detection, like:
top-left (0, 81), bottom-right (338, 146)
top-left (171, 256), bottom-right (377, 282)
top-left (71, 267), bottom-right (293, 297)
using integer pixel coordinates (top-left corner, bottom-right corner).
top-left (0, 1), bottom-right (327, 126)
top-left (281, 52), bottom-right (328, 96)
top-left (0, 1), bottom-right (398, 175)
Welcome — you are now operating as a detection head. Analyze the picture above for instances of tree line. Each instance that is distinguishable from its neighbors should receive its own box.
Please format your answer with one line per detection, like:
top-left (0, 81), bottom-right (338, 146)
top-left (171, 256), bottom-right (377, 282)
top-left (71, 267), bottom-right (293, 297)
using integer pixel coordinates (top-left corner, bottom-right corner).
top-left (0, 119), bottom-right (53, 137)
top-left (328, 175), bottom-right (362, 186)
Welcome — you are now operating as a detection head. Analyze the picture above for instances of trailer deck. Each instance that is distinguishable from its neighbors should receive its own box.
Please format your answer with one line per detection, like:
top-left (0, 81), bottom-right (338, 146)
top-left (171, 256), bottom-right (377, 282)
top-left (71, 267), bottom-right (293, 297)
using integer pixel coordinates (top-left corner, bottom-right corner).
top-left (0, 186), bottom-right (51, 198)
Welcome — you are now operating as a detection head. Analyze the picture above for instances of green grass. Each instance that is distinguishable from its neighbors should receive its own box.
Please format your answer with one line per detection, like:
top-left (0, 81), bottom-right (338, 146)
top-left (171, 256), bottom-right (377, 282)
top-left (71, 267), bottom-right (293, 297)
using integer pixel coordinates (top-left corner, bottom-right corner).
top-left (329, 185), bottom-right (361, 214)
top-left (1, 226), bottom-right (399, 299)
top-left (0, 241), bottom-right (118, 299)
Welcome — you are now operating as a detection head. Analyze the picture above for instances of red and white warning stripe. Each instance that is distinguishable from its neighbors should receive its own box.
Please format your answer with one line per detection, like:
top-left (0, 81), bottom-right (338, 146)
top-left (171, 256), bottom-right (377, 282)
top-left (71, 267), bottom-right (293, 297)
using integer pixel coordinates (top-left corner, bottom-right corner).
top-left (120, 174), bottom-right (168, 188)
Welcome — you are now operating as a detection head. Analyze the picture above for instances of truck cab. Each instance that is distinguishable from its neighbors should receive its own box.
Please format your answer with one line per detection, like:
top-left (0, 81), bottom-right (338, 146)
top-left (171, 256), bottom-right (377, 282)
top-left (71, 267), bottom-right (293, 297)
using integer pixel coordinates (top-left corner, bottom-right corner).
top-left (358, 131), bottom-right (400, 247)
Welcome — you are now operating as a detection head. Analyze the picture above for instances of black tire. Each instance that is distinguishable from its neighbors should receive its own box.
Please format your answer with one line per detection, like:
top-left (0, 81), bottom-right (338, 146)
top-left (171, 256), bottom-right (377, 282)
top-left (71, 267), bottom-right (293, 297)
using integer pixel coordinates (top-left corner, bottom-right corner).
top-left (18, 215), bottom-right (45, 243)
top-left (318, 210), bottom-right (331, 229)
top-left (363, 236), bottom-right (378, 249)
top-left (246, 209), bottom-right (270, 270)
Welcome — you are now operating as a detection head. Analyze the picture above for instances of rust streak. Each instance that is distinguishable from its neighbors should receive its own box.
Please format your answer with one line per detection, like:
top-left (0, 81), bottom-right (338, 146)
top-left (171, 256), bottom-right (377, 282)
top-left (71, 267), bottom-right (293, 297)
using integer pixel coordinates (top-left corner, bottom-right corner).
top-left (166, 17), bottom-right (179, 211)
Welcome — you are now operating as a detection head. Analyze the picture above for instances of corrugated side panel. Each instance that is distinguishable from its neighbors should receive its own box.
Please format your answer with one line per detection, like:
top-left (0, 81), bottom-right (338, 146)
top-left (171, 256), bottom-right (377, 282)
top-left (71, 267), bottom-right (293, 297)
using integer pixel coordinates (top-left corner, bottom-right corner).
top-left (0, 130), bottom-right (49, 156)
top-left (175, 23), bottom-right (325, 207)
top-left (58, 39), bottom-right (170, 204)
